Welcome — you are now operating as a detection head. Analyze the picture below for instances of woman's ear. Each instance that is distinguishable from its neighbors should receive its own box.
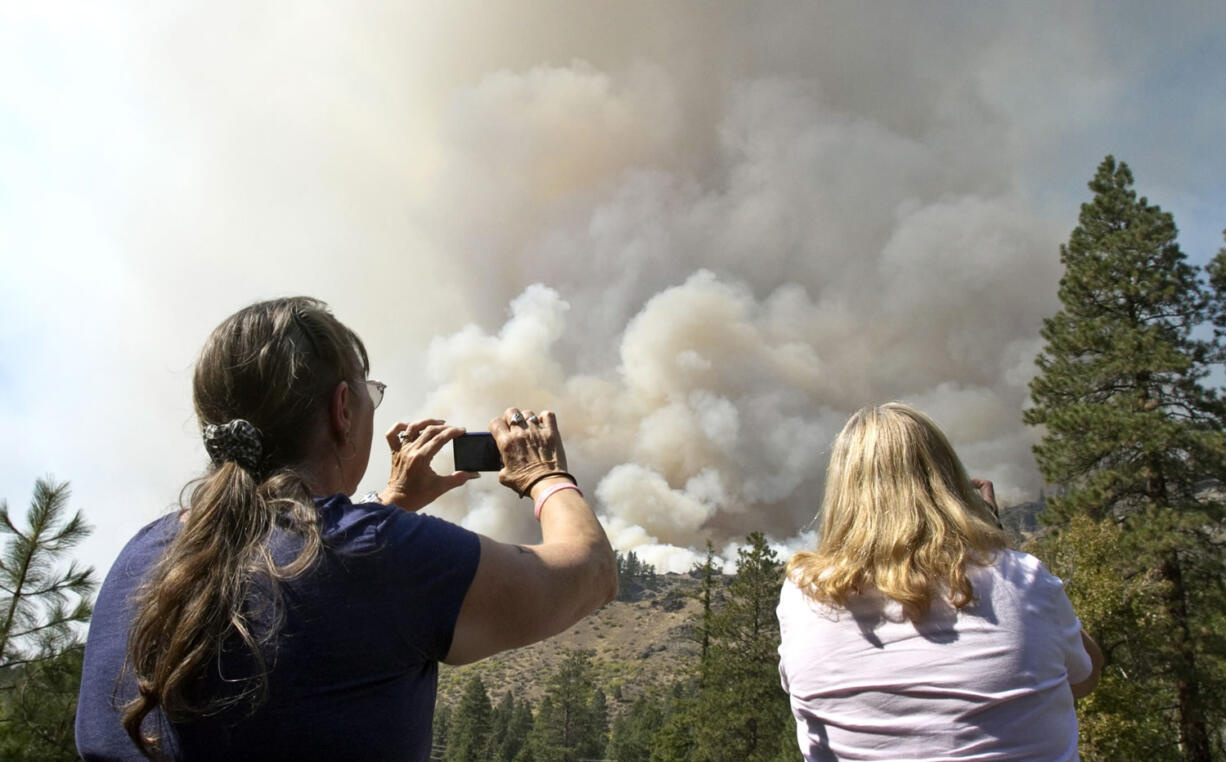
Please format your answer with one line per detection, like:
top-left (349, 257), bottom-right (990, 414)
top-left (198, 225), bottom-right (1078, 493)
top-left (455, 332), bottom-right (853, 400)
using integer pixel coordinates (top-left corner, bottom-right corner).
top-left (329, 380), bottom-right (353, 443)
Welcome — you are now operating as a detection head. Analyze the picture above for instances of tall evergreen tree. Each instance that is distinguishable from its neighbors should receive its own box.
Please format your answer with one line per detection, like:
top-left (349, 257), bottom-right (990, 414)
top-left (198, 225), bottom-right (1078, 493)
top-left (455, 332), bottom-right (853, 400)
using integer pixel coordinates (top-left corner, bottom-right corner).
top-left (445, 673), bottom-right (493, 762)
top-left (608, 693), bottom-right (665, 762)
top-left (0, 479), bottom-right (95, 670)
top-left (616, 550), bottom-right (658, 602)
top-left (0, 478), bottom-right (95, 761)
top-left (584, 687), bottom-right (609, 760)
top-left (690, 533), bottom-right (791, 762)
top-left (689, 540), bottom-right (719, 681)
top-left (1027, 156), bottom-right (1226, 760)
top-left (646, 683), bottom-right (699, 762)
top-left (499, 694), bottom-right (534, 762)
top-left (524, 649), bottom-right (604, 762)
top-left (525, 695), bottom-right (562, 762)
top-left (486, 690), bottom-right (514, 760)
top-left (432, 702), bottom-right (452, 760)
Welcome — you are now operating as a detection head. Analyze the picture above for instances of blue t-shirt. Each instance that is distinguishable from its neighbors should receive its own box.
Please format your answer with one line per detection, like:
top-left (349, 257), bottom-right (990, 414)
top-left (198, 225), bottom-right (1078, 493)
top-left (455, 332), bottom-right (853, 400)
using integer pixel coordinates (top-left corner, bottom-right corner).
top-left (76, 495), bottom-right (482, 761)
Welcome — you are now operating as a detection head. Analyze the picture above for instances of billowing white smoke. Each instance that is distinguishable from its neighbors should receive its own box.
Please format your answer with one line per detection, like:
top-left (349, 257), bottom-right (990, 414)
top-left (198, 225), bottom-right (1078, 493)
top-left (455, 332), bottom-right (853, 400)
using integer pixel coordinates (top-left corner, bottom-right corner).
top-left (11, 2), bottom-right (1147, 577)
top-left (401, 56), bottom-right (1062, 573)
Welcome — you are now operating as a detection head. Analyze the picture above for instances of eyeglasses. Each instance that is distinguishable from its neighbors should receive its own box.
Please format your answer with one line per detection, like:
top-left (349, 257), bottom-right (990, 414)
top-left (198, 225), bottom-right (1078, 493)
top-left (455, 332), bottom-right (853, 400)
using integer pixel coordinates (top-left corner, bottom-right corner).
top-left (365, 379), bottom-right (387, 410)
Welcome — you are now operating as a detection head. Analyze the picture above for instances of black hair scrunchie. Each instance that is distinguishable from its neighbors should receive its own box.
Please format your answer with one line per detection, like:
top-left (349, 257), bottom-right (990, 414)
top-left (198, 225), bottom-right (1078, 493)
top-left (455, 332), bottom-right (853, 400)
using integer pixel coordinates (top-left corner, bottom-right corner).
top-left (202, 419), bottom-right (264, 473)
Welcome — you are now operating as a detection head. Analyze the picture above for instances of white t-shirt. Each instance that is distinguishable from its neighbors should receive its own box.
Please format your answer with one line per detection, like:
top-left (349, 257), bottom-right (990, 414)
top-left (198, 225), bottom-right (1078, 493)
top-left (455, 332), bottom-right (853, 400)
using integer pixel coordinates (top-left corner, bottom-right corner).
top-left (777, 549), bottom-right (1091, 762)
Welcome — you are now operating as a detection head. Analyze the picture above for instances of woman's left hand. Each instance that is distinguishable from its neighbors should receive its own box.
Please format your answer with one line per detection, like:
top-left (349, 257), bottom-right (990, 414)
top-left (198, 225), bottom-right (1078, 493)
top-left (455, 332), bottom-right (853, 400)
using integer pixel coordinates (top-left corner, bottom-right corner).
top-left (379, 419), bottom-right (478, 512)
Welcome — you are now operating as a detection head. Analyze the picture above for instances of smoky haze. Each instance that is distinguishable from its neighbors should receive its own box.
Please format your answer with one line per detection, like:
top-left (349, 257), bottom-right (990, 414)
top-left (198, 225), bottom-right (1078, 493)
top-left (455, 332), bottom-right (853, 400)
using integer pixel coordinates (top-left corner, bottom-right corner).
top-left (5, 2), bottom-right (1222, 575)
top-left (374, 3), bottom-right (1070, 570)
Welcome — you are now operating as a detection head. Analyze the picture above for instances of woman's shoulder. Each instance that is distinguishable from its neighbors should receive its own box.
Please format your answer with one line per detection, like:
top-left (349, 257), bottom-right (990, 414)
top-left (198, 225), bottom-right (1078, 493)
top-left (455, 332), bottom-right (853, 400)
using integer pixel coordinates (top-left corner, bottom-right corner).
top-left (110, 514), bottom-right (180, 573)
top-left (314, 494), bottom-right (479, 555)
top-left (981, 548), bottom-right (1068, 594)
top-left (778, 572), bottom-right (853, 621)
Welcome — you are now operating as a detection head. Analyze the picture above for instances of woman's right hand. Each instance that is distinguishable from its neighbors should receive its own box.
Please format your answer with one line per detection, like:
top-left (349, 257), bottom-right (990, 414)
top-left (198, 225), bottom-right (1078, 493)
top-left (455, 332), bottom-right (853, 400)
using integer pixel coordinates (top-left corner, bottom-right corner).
top-left (970, 478), bottom-right (1003, 529)
top-left (380, 419), bottom-right (477, 512)
top-left (970, 478), bottom-right (997, 511)
top-left (490, 408), bottom-right (572, 497)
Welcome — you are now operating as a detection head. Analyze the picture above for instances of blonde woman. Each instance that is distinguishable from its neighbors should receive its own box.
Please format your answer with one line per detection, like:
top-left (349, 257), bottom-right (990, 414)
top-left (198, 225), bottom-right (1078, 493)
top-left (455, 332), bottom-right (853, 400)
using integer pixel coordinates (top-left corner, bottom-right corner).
top-left (778, 403), bottom-right (1102, 761)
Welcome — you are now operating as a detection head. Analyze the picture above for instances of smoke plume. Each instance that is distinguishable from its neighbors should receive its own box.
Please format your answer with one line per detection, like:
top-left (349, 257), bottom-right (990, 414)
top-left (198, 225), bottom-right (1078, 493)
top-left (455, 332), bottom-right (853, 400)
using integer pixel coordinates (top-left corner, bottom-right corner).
top-left (7, 2), bottom-right (1221, 575)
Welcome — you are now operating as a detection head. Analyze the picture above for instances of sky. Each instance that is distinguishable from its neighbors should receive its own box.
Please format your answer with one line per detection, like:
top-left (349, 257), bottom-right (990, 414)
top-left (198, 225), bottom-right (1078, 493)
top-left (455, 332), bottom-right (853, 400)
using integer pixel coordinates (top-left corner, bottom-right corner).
top-left (2, 1), bottom-right (1225, 579)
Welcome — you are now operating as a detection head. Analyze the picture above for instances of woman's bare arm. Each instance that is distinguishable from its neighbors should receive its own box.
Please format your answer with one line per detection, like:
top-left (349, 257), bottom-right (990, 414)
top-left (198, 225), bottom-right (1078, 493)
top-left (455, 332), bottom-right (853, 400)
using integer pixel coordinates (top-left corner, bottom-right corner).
top-left (445, 480), bottom-right (615, 664)
top-left (444, 409), bottom-right (617, 665)
top-left (1070, 629), bottom-right (1103, 699)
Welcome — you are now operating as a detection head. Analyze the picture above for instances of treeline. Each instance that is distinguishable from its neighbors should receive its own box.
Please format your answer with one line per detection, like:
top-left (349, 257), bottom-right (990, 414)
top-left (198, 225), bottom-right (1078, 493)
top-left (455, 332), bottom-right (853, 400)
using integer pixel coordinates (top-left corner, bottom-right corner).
top-left (614, 550), bottom-right (658, 602)
top-left (433, 534), bottom-right (794, 762)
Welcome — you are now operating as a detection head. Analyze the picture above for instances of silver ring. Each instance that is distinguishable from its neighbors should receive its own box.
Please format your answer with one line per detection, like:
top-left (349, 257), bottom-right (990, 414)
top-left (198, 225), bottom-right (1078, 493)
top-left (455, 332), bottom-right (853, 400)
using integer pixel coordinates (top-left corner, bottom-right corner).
top-left (397, 431), bottom-right (411, 442)
top-left (510, 411), bottom-right (525, 425)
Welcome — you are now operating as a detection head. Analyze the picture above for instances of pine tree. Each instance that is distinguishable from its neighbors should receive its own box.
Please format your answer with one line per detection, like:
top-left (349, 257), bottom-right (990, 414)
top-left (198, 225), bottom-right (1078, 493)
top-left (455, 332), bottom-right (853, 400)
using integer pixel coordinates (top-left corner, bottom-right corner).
top-left (445, 673), bottom-right (492, 762)
top-left (690, 533), bottom-right (792, 762)
top-left (584, 687), bottom-right (609, 760)
top-left (0, 478), bottom-right (96, 760)
top-left (1027, 156), bottom-right (1226, 760)
top-left (524, 650), bottom-right (603, 762)
top-left (525, 695), bottom-right (563, 762)
top-left (608, 694), bottom-right (665, 762)
top-left (689, 540), bottom-right (719, 682)
top-left (615, 550), bottom-right (658, 602)
top-left (432, 702), bottom-right (452, 759)
top-left (646, 684), bottom-right (698, 762)
top-left (486, 690), bottom-right (514, 761)
top-left (0, 479), bottom-right (95, 670)
top-left (498, 694), bottom-right (533, 762)
top-left (0, 648), bottom-right (86, 762)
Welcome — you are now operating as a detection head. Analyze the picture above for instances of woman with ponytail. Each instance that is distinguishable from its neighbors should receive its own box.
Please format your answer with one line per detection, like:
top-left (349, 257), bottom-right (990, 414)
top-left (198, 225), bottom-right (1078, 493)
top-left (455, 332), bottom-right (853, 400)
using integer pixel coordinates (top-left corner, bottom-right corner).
top-left (76, 297), bottom-right (617, 760)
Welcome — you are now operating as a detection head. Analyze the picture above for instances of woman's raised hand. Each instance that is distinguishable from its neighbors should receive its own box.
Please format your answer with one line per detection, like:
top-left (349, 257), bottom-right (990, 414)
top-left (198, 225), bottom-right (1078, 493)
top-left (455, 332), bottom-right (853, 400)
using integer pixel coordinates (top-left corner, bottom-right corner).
top-left (970, 478), bottom-right (997, 511)
top-left (490, 408), bottom-right (572, 497)
top-left (970, 478), bottom-right (1004, 529)
top-left (379, 419), bottom-right (477, 512)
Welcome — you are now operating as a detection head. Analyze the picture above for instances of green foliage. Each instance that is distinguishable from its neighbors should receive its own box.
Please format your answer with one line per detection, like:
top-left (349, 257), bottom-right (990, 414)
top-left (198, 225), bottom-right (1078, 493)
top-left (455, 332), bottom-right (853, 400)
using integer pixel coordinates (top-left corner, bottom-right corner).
top-left (687, 533), bottom-right (792, 762)
top-left (497, 693), bottom-right (534, 762)
top-left (0, 648), bottom-right (85, 761)
top-left (646, 693), bottom-right (698, 762)
top-left (523, 649), bottom-right (608, 762)
top-left (445, 673), bottom-right (492, 762)
top-left (1026, 156), bottom-right (1222, 525)
top-left (689, 541), bottom-right (718, 674)
top-left (1, 478), bottom-right (96, 666)
top-left (1027, 156), bottom-right (1226, 760)
top-left (608, 693), bottom-right (666, 762)
top-left (616, 550), bottom-right (658, 602)
top-left (1028, 516), bottom-right (1180, 761)
top-left (433, 702), bottom-right (452, 757)
top-left (0, 478), bottom-right (95, 761)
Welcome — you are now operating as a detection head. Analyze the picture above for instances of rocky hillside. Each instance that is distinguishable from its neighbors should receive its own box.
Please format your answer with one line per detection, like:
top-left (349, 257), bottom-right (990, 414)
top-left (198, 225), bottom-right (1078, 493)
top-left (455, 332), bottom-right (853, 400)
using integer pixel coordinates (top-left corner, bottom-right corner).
top-left (438, 573), bottom-right (704, 710)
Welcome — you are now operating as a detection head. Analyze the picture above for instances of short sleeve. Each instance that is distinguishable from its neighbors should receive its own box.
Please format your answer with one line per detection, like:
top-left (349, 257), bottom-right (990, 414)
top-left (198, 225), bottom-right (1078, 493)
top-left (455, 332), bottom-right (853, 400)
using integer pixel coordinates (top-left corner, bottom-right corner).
top-left (1038, 562), bottom-right (1092, 686)
top-left (377, 511), bottom-right (482, 661)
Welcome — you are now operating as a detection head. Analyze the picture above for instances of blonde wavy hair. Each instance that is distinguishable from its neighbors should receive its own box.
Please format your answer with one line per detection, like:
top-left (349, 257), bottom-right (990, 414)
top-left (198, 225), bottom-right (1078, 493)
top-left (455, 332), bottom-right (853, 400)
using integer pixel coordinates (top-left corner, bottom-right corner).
top-left (787, 403), bottom-right (1007, 621)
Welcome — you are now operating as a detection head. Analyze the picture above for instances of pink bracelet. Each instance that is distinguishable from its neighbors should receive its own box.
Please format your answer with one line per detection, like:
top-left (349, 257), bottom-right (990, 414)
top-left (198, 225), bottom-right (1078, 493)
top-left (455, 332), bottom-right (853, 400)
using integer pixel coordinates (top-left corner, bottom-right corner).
top-left (533, 483), bottom-right (583, 520)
